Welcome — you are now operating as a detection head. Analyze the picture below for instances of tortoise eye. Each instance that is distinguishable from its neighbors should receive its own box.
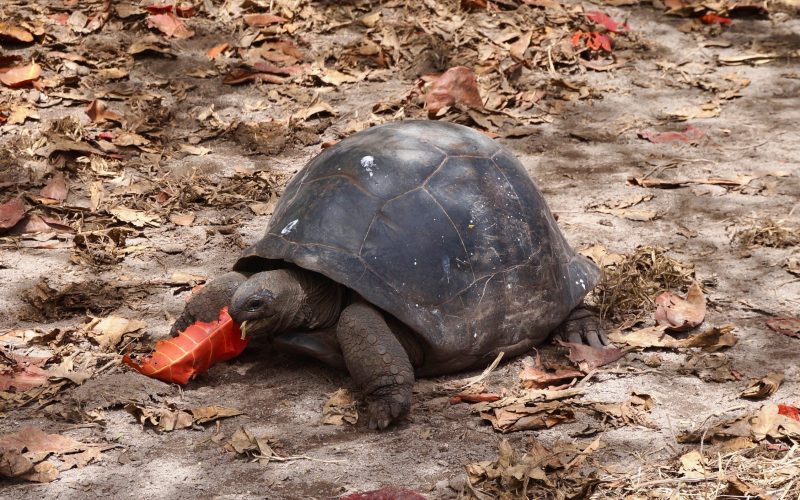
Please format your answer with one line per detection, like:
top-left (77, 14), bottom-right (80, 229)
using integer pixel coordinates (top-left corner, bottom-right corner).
top-left (246, 299), bottom-right (263, 312)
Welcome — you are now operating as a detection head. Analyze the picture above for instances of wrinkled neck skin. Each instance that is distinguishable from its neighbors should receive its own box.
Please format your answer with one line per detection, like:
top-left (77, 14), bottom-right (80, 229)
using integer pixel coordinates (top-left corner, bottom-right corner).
top-left (230, 268), bottom-right (343, 338)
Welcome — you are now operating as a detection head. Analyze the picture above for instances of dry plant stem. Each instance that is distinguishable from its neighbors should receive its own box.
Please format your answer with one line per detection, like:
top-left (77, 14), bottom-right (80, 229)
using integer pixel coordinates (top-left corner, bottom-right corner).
top-left (459, 351), bottom-right (504, 390)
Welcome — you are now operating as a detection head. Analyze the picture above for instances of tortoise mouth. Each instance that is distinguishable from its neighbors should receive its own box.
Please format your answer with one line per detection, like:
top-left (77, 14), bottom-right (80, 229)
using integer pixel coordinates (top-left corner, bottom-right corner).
top-left (239, 315), bottom-right (277, 339)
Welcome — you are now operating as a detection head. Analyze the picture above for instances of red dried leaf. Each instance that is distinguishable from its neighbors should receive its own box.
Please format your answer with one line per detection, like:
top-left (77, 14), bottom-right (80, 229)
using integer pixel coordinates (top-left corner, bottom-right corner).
top-left (449, 392), bottom-right (502, 404)
top-left (85, 100), bottom-right (122, 123)
top-left (243, 13), bottom-right (289, 27)
top-left (40, 173), bottom-right (68, 201)
top-left (207, 42), bottom-right (229, 59)
top-left (766, 318), bottom-right (800, 339)
top-left (655, 281), bottom-right (706, 331)
top-left (0, 197), bottom-right (26, 230)
top-left (572, 31), bottom-right (613, 52)
top-left (0, 62), bottom-right (42, 88)
top-left (147, 13), bottom-right (194, 39)
top-left (339, 487), bottom-right (427, 500)
top-left (426, 66), bottom-right (484, 118)
top-left (586, 11), bottom-right (629, 33)
top-left (0, 360), bottom-right (49, 392)
top-left (123, 307), bottom-right (247, 385)
top-left (700, 14), bottom-right (732, 25)
top-left (639, 125), bottom-right (705, 144)
top-left (778, 404), bottom-right (800, 421)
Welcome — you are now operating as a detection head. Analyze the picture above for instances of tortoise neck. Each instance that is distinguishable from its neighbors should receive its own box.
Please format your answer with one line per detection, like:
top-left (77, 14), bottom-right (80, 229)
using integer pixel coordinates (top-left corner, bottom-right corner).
top-left (291, 268), bottom-right (345, 330)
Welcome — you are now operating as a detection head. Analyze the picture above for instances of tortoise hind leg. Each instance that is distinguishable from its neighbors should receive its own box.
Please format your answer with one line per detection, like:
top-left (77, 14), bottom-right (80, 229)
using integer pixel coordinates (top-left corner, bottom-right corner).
top-left (171, 271), bottom-right (248, 336)
top-left (558, 305), bottom-right (609, 348)
top-left (336, 301), bottom-right (414, 430)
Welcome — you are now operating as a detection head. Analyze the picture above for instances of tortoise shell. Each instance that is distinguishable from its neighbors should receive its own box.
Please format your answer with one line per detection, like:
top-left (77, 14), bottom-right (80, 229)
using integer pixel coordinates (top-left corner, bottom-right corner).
top-left (234, 121), bottom-right (599, 374)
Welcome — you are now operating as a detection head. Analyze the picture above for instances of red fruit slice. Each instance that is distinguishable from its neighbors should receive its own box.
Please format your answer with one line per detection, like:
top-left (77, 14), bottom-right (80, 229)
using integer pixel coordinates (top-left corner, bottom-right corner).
top-left (123, 307), bottom-right (247, 384)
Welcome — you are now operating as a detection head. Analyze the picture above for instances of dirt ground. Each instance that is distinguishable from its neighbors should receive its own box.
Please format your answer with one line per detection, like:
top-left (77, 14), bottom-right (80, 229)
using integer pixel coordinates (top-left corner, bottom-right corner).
top-left (1, 0), bottom-right (799, 499)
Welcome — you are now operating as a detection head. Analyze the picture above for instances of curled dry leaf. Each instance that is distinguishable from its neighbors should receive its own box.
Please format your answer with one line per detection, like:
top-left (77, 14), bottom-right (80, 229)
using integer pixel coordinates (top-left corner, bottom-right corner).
top-left (147, 13), bottom-right (194, 39)
top-left (0, 197), bottom-right (26, 230)
top-left (110, 207), bottom-right (161, 228)
top-left (449, 391), bottom-right (502, 404)
top-left (321, 388), bottom-right (359, 425)
top-left (654, 281), bottom-right (706, 331)
top-left (125, 402), bottom-right (242, 432)
top-left (519, 362), bottom-right (584, 389)
top-left (40, 173), bottom-right (68, 202)
top-left (0, 62), bottom-right (41, 88)
top-left (740, 372), bottom-right (784, 400)
top-left (426, 66), bottom-right (484, 118)
top-left (0, 354), bottom-right (50, 392)
top-left (123, 307), bottom-right (247, 385)
top-left (85, 99), bottom-right (123, 123)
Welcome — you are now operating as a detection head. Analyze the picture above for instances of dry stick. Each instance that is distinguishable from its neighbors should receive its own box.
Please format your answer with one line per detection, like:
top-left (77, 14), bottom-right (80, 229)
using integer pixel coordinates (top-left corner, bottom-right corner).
top-left (459, 351), bottom-right (504, 390)
top-left (254, 453), bottom-right (344, 464)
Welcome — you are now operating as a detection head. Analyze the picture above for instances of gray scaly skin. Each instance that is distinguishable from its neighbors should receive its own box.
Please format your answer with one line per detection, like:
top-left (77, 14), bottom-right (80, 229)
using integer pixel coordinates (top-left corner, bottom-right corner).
top-left (172, 270), bottom-right (608, 429)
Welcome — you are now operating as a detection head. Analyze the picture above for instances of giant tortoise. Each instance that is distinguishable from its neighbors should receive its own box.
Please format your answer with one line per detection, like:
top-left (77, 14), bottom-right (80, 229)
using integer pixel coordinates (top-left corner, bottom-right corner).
top-left (172, 120), bottom-right (605, 429)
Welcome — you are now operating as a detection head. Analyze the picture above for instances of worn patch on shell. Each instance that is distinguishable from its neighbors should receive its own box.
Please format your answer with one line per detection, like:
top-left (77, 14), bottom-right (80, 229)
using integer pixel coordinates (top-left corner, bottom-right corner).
top-left (360, 155), bottom-right (375, 177)
top-left (281, 219), bottom-right (299, 235)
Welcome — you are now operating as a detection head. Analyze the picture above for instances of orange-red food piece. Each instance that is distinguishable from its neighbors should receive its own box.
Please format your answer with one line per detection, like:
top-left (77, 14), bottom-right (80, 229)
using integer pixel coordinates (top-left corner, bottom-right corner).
top-left (778, 404), bottom-right (800, 422)
top-left (123, 307), bottom-right (247, 385)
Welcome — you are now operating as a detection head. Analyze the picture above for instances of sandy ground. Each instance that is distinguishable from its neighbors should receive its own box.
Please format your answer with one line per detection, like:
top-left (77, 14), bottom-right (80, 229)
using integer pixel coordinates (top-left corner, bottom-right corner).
top-left (1, 1), bottom-right (799, 499)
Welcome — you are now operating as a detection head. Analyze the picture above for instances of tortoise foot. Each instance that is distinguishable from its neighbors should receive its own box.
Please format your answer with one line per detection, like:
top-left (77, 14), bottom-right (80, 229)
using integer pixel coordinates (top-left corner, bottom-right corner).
top-left (559, 306), bottom-right (610, 348)
top-left (366, 385), bottom-right (412, 430)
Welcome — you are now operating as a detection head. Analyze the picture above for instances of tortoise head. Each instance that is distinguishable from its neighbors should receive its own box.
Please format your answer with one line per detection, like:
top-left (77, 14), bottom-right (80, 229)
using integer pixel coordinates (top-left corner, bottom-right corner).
top-left (229, 270), bottom-right (303, 337)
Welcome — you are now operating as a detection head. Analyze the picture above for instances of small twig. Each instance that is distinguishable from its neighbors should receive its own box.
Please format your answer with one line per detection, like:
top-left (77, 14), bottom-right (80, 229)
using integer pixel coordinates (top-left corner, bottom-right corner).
top-left (255, 453), bottom-right (344, 464)
top-left (459, 351), bottom-right (504, 390)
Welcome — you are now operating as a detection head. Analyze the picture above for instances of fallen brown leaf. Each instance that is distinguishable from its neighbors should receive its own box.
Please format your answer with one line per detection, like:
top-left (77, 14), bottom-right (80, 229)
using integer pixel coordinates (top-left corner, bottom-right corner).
top-left (40, 173), bottom-right (68, 202)
top-left (0, 197), bottom-right (26, 230)
top-left (559, 341), bottom-right (628, 371)
top-left (85, 100), bottom-right (122, 123)
top-left (479, 400), bottom-right (575, 433)
top-left (654, 281), bottom-right (706, 331)
top-left (741, 372), bottom-right (784, 400)
top-left (609, 325), bottom-right (736, 351)
top-left (766, 318), bottom-right (800, 339)
top-left (148, 13), bottom-right (194, 39)
top-left (243, 13), bottom-right (288, 27)
top-left (519, 363), bottom-right (584, 389)
top-left (0, 62), bottom-right (41, 88)
top-left (322, 388), bottom-right (358, 425)
top-left (0, 23), bottom-right (34, 43)
top-left (86, 316), bottom-right (147, 351)
top-left (638, 125), bottom-right (705, 144)
top-left (426, 66), bottom-right (485, 118)
top-left (169, 212), bottom-right (195, 226)
top-left (207, 42), bottom-right (230, 59)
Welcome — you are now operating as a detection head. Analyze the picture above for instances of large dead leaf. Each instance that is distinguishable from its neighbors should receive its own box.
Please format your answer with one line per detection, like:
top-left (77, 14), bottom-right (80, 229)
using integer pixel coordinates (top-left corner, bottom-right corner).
top-left (587, 393), bottom-right (657, 428)
top-left (86, 316), bottom-right (147, 351)
top-left (426, 66), bottom-right (485, 118)
top-left (40, 173), bottom-right (68, 202)
top-left (0, 62), bottom-right (41, 88)
top-left (109, 207), bottom-right (161, 228)
top-left (766, 318), bottom-right (800, 339)
top-left (519, 362), bottom-right (583, 389)
top-left (322, 388), bottom-right (358, 426)
top-left (148, 13), bottom-right (194, 39)
top-left (125, 402), bottom-right (242, 432)
top-left (559, 341), bottom-right (628, 371)
top-left (0, 427), bottom-right (98, 483)
top-left (610, 325), bottom-right (736, 351)
top-left (0, 197), bottom-right (26, 230)
top-left (479, 400), bottom-right (575, 433)
top-left (654, 281), bottom-right (706, 331)
top-left (0, 23), bottom-right (34, 43)
top-left (0, 353), bottom-right (50, 392)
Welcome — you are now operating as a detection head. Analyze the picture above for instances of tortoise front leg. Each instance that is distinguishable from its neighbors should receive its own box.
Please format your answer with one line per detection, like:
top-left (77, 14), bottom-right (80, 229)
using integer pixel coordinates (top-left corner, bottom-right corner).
top-left (336, 302), bottom-right (414, 430)
top-left (170, 271), bottom-right (248, 336)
